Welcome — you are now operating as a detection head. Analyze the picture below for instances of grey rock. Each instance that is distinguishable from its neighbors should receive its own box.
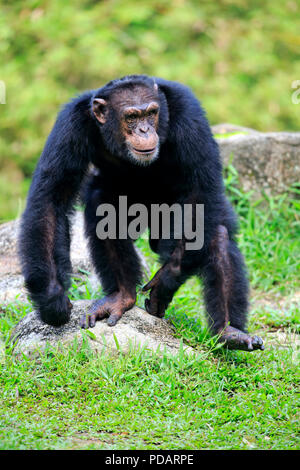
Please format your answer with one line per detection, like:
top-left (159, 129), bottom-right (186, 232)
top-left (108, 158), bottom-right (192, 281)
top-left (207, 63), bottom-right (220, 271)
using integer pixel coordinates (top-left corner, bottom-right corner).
top-left (0, 219), bottom-right (26, 304)
top-left (0, 219), bottom-right (19, 257)
top-left (10, 300), bottom-right (194, 357)
top-left (0, 274), bottom-right (26, 304)
top-left (212, 123), bottom-right (260, 135)
top-left (69, 211), bottom-right (93, 273)
top-left (0, 211), bottom-right (92, 276)
top-left (214, 124), bottom-right (300, 195)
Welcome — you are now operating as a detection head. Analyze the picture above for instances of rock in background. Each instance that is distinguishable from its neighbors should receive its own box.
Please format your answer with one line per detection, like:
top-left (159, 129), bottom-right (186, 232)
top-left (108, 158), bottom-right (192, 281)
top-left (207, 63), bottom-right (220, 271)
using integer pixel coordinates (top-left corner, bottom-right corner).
top-left (0, 218), bottom-right (24, 304)
top-left (213, 124), bottom-right (300, 195)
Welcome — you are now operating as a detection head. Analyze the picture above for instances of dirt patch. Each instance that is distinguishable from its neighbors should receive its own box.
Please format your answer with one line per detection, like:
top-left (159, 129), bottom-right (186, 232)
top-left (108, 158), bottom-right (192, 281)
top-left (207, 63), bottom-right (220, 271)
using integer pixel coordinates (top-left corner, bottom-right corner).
top-left (265, 329), bottom-right (300, 350)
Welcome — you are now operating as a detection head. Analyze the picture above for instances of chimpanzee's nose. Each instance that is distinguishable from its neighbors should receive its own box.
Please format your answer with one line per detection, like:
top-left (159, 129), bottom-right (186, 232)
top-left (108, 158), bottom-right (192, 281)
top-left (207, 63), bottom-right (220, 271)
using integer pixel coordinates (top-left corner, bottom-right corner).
top-left (139, 124), bottom-right (149, 134)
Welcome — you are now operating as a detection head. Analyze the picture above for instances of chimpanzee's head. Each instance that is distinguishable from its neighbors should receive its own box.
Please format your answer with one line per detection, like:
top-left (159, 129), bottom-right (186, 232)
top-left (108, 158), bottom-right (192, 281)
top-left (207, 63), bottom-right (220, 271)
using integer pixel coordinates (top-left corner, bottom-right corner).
top-left (92, 76), bottom-right (164, 166)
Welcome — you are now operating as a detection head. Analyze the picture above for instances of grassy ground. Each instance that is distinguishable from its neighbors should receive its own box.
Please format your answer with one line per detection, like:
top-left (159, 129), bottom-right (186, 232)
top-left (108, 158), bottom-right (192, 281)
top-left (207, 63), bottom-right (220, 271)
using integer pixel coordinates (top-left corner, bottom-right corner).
top-left (0, 172), bottom-right (299, 450)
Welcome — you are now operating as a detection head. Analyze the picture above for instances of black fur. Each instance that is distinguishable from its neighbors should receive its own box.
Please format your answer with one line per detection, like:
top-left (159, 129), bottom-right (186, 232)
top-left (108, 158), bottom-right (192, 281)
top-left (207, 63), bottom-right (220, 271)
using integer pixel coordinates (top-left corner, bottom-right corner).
top-left (19, 75), bottom-right (249, 332)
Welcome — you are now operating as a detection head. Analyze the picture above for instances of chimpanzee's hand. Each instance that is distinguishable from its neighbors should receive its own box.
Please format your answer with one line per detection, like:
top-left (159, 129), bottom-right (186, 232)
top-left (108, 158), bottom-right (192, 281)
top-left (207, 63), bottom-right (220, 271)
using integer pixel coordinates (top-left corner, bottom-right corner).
top-left (143, 243), bottom-right (184, 318)
top-left (39, 292), bottom-right (73, 327)
top-left (142, 264), bottom-right (178, 318)
top-left (80, 291), bottom-right (136, 328)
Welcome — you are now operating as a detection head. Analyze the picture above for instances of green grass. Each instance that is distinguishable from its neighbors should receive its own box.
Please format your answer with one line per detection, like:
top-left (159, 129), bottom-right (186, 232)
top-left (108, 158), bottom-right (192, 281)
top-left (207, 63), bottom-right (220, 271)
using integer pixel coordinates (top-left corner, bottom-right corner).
top-left (0, 310), bottom-right (298, 450)
top-left (0, 171), bottom-right (299, 450)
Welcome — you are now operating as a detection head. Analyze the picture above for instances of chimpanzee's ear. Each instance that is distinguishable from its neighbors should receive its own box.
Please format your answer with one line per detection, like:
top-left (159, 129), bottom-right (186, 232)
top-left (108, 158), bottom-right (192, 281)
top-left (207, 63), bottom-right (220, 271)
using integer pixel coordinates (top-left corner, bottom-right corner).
top-left (154, 83), bottom-right (158, 92)
top-left (92, 98), bottom-right (108, 124)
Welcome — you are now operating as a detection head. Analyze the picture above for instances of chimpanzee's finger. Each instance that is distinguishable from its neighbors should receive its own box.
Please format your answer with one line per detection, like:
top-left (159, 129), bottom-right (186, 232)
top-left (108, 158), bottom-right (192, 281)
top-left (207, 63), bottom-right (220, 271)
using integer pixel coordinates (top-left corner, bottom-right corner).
top-left (88, 313), bottom-right (97, 328)
top-left (142, 278), bottom-right (156, 292)
top-left (142, 270), bottom-right (162, 291)
top-left (107, 312), bottom-right (123, 326)
top-left (80, 313), bottom-right (90, 329)
top-left (156, 301), bottom-right (167, 318)
top-left (145, 296), bottom-right (159, 316)
top-left (251, 335), bottom-right (265, 350)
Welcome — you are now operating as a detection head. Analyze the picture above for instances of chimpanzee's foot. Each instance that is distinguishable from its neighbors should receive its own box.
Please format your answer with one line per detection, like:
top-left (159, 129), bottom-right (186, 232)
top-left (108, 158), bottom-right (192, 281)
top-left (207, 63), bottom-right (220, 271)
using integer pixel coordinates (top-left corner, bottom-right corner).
top-left (219, 325), bottom-right (264, 351)
top-left (80, 291), bottom-right (136, 329)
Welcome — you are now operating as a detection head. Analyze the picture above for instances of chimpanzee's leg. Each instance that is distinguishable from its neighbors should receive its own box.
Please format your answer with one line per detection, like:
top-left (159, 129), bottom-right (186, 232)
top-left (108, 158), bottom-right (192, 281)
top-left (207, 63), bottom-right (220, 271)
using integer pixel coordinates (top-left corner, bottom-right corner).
top-left (202, 225), bottom-right (264, 351)
top-left (80, 187), bottom-right (143, 328)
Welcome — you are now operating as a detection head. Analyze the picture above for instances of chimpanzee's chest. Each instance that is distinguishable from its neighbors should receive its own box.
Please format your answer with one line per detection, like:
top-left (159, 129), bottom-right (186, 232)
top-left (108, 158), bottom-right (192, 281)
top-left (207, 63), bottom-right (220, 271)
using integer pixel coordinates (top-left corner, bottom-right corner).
top-left (98, 155), bottom-right (184, 205)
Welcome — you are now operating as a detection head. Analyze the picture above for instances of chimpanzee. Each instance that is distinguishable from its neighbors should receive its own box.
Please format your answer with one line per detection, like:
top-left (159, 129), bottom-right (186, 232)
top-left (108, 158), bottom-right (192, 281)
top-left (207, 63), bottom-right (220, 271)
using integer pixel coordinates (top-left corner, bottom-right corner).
top-left (19, 75), bottom-right (264, 351)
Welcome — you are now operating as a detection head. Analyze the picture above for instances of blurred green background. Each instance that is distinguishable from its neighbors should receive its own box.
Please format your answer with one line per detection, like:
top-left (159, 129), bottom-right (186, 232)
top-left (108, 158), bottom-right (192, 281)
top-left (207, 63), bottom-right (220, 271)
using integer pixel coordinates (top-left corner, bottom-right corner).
top-left (0, 0), bottom-right (300, 221)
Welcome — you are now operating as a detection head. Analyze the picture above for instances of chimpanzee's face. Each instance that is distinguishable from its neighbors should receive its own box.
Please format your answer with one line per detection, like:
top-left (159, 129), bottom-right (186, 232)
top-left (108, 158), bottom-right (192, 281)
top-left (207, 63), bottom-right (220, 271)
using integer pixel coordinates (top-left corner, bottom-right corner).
top-left (92, 85), bottom-right (160, 165)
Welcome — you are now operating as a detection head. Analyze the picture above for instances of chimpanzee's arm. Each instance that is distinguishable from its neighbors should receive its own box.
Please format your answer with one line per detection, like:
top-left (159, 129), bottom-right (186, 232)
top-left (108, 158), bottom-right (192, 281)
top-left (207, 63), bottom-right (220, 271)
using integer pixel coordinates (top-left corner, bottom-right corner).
top-left (19, 94), bottom-right (93, 326)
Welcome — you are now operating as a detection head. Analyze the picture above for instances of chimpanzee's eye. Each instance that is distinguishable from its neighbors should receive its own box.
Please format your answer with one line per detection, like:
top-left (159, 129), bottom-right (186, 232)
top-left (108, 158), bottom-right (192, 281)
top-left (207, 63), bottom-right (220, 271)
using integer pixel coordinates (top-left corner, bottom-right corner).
top-left (149, 109), bottom-right (158, 116)
top-left (126, 114), bottom-right (138, 122)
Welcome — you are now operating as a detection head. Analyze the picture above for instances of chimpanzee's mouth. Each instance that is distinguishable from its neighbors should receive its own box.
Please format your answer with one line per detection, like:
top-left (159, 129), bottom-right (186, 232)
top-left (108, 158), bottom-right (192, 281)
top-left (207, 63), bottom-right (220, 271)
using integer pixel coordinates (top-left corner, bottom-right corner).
top-left (132, 146), bottom-right (156, 155)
